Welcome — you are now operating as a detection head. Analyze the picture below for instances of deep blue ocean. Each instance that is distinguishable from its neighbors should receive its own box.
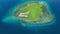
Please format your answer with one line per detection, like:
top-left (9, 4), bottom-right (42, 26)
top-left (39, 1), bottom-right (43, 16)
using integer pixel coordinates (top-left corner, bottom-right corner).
top-left (0, 0), bottom-right (60, 34)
